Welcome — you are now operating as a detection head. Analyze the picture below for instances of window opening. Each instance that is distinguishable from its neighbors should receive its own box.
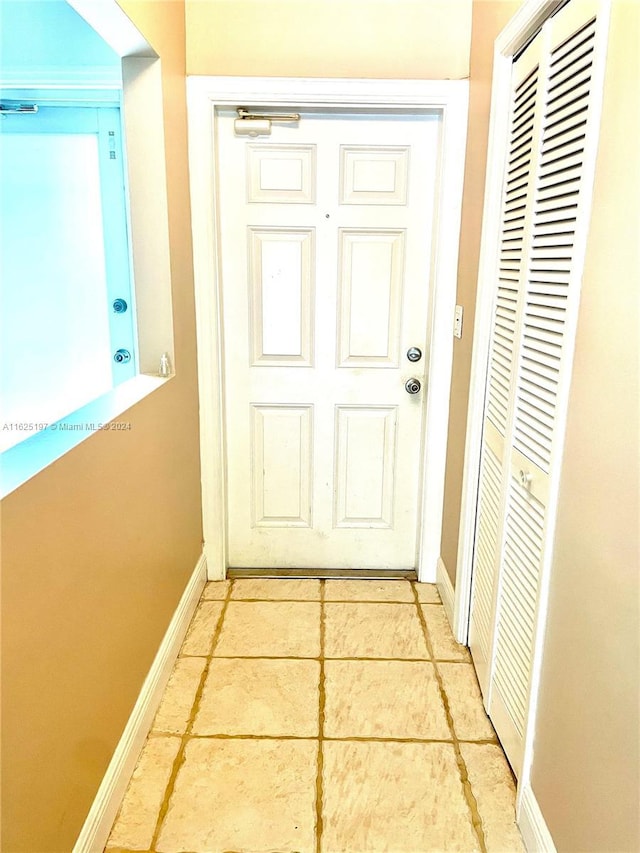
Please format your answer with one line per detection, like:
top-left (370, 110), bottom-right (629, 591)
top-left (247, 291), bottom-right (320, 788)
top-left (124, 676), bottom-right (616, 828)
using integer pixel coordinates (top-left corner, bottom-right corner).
top-left (0, 102), bottom-right (136, 451)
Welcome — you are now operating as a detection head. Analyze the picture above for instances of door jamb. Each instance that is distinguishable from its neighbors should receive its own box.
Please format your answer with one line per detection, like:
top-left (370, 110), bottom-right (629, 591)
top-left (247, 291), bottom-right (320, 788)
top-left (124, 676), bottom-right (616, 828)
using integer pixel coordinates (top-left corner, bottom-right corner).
top-left (187, 76), bottom-right (468, 583)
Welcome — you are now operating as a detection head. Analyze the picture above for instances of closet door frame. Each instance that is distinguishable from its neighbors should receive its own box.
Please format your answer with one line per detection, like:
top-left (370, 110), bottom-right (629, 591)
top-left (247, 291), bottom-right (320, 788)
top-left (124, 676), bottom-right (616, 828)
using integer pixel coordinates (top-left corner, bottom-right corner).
top-left (454, 0), bottom-right (612, 813)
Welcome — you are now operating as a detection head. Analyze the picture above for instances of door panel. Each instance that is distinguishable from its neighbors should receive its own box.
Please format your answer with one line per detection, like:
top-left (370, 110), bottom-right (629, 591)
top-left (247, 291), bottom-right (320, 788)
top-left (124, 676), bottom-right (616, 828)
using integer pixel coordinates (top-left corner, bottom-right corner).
top-left (469, 36), bottom-right (544, 693)
top-left (334, 406), bottom-right (397, 529)
top-left (248, 227), bottom-right (314, 365)
top-left (337, 230), bottom-right (405, 366)
top-left (340, 145), bottom-right (409, 205)
top-left (251, 404), bottom-right (313, 527)
top-left (217, 110), bottom-right (440, 569)
top-left (247, 143), bottom-right (316, 204)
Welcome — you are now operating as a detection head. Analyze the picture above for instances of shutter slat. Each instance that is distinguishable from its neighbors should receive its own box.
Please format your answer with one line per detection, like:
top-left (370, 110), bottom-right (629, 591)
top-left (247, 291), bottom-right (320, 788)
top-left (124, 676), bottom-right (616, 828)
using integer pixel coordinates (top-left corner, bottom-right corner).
top-left (527, 282), bottom-right (571, 297)
top-left (535, 196), bottom-right (579, 215)
top-left (527, 268), bottom-right (573, 284)
top-left (534, 209), bottom-right (578, 228)
top-left (525, 307), bottom-right (566, 328)
top-left (532, 219), bottom-right (576, 236)
top-left (530, 252), bottom-right (574, 266)
top-left (532, 233), bottom-right (574, 248)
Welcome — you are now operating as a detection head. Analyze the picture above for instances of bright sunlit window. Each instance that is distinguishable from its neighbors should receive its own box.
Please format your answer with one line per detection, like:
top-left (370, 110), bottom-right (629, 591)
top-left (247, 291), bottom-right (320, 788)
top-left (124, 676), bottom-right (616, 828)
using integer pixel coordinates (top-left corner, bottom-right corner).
top-left (0, 102), bottom-right (136, 452)
top-left (0, 0), bottom-right (175, 495)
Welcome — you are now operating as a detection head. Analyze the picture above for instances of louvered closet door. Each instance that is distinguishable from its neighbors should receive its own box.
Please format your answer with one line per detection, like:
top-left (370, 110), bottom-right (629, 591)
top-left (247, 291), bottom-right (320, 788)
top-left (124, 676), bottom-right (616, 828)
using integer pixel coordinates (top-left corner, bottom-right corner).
top-left (468, 37), bottom-right (543, 695)
top-left (470, 0), bottom-right (602, 776)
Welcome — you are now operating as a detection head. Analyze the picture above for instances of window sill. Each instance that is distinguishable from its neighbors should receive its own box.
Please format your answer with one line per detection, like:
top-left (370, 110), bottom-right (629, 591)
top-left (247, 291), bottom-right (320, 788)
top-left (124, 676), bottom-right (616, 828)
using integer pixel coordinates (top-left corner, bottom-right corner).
top-left (1, 374), bottom-right (170, 498)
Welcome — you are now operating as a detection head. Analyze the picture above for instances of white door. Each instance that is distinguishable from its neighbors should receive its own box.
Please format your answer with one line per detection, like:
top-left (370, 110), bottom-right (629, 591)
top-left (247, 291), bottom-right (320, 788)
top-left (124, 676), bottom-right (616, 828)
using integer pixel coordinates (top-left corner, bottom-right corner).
top-left (468, 34), bottom-right (545, 711)
top-left (216, 110), bottom-right (440, 569)
top-left (469, 1), bottom-right (605, 775)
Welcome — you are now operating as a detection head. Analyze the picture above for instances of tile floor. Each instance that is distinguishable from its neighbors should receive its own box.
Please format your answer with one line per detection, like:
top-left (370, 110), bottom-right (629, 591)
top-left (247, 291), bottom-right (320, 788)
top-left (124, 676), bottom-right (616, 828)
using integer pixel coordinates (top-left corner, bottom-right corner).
top-left (105, 578), bottom-right (525, 853)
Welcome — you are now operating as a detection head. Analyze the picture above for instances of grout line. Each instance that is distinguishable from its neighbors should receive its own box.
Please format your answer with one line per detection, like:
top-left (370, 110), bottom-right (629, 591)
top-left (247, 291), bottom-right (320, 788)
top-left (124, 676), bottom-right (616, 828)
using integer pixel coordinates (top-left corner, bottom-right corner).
top-left (148, 728), bottom-right (496, 746)
top-left (322, 655), bottom-right (464, 663)
top-left (315, 579), bottom-right (326, 853)
top-left (411, 581), bottom-right (488, 853)
top-left (149, 730), bottom-right (495, 745)
top-left (178, 733), bottom-right (458, 744)
top-left (184, 732), bottom-right (318, 741)
top-left (149, 578), bottom-right (235, 850)
top-left (179, 653), bottom-right (471, 663)
top-left (227, 597), bottom-right (323, 603)
top-left (218, 597), bottom-right (435, 605)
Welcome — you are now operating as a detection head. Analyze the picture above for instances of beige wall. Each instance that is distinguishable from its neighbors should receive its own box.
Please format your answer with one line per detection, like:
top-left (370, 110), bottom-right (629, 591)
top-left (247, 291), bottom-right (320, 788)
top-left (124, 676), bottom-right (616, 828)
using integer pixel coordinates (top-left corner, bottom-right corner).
top-left (0, 3), bottom-right (203, 851)
top-left (186, 0), bottom-right (472, 78)
top-left (530, 3), bottom-right (640, 849)
top-left (440, 0), bottom-right (519, 583)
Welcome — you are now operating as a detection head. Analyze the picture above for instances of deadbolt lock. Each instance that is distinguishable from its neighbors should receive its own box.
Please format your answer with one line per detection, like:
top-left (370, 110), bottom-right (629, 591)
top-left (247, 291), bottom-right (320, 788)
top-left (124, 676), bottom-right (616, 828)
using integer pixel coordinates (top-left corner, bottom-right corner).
top-left (407, 347), bottom-right (422, 362)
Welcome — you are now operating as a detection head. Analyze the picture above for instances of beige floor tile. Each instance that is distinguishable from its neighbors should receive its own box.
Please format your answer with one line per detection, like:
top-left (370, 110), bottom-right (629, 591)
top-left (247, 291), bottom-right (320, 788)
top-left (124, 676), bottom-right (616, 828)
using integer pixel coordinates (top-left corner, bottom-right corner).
top-left (439, 663), bottom-right (495, 741)
top-left (180, 601), bottom-right (224, 656)
top-left (106, 735), bottom-right (180, 850)
top-left (322, 740), bottom-right (480, 852)
top-left (193, 657), bottom-right (320, 736)
top-left (151, 657), bottom-right (206, 735)
top-left (460, 743), bottom-right (525, 853)
top-left (214, 601), bottom-right (321, 657)
top-left (324, 602), bottom-right (428, 659)
top-left (421, 604), bottom-right (471, 661)
top-left (324, 579), bottom-right (414, 602)
top-left (156, 738), bottom-right (317, 853)
top-left (201, 580), bottom-right (230, 600)
top-left (231, 577), bottom-right (321, 600)
top-left (415, 582), bottom-right (442, 603)
top-left (324, 660), bottom-right (450, 739)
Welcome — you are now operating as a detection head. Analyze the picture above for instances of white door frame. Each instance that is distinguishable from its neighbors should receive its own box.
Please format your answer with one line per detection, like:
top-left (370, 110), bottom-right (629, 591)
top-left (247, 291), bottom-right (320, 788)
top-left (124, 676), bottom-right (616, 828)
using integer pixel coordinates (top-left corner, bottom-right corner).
top-left (187, 76), bottom-right (468, 582)
top-left (453, 0), bottom-right (611, 837)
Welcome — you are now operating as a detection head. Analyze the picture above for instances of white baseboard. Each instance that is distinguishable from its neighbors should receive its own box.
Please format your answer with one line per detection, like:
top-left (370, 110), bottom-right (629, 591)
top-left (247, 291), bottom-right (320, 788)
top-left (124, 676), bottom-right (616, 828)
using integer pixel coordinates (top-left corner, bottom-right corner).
top-left (73, 552), bottom-right (208, 853)
top-left (518, 783), bottom-right (557, 853)
top-left (436, 556), bottom-right (456, 627)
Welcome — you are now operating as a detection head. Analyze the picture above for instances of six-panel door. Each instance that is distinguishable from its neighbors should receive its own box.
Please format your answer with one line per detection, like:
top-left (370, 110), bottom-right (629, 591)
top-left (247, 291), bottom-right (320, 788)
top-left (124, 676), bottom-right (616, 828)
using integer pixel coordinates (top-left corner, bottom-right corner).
top-left (216, 111), bottom-right (440, 569)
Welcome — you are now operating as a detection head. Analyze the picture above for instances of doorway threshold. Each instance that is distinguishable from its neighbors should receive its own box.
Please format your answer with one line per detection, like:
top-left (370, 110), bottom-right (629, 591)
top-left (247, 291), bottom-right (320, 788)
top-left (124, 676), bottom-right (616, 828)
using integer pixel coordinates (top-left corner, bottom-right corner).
top-left (227, 567), bottom-right (418, 581)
